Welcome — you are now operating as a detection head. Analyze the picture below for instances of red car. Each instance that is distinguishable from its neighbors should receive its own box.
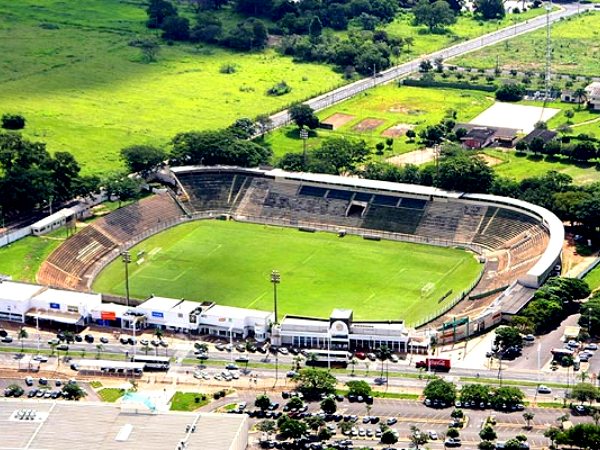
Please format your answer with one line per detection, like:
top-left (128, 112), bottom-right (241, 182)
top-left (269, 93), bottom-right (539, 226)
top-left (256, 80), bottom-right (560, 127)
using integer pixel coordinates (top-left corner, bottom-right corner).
top-left (354, 352), bottom-right (366, 360)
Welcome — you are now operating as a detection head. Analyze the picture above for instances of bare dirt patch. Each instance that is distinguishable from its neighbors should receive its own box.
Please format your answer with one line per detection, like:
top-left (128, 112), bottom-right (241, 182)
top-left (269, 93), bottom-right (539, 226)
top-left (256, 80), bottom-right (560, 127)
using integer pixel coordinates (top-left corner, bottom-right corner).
top-left (387, 148), bottom-right (435, 166)
top-left (352, 118), bottom-right (385, 132)
top-left (478, 153), bottom-right (504, 167)
top-left (382, 123), bottom-right (415, 137)
top-left (321, 113), bottom-right (355, 129)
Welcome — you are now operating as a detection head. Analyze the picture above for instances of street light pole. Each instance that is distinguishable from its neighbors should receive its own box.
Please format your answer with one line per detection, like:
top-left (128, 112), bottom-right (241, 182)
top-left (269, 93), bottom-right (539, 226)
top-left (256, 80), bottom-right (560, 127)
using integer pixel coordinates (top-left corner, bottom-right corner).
top-left (270, 270), bottom-right (280, 325)
top-left (121, 251), bottom-right (131, 308)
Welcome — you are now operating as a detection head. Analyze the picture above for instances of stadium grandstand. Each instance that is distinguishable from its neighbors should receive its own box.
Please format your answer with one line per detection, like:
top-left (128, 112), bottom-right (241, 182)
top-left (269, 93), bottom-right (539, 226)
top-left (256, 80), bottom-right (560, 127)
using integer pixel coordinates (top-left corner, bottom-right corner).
top-left (37, 166), bottom-right (563, 331)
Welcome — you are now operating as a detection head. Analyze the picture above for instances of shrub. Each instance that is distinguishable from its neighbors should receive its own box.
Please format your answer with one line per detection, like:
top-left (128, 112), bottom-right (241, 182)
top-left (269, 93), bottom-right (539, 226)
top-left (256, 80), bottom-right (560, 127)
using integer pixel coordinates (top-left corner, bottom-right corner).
top-left (495, 84), bottom-right (525, 102)
top-left (267, 81), bottom-right (292, 96)
top-left (1, 114), bottom-right (26, 130)
top-left (219, 63), bottom-right (237, 74)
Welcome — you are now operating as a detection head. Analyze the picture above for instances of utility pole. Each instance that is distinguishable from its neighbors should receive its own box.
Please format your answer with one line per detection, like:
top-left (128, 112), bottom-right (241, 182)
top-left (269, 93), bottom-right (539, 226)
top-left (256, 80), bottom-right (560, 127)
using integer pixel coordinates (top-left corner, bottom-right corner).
top-left (299, 129), bottom-right (308, 169)
top-left (544, 1), bottom-right (553, 101)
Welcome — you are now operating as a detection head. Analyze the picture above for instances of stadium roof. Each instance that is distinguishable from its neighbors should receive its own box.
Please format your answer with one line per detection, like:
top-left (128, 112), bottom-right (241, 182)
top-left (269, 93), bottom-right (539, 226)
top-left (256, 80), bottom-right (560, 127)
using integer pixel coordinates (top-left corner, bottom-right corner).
top-left (0, 400), bottom-right (248, 450)
top-left (0, 280), bottom-right (44, 302)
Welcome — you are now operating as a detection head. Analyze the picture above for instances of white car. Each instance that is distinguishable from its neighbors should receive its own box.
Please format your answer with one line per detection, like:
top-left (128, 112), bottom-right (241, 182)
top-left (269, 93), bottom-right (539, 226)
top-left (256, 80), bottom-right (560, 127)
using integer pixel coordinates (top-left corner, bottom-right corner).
top-left (537, 385), bottom-right (552, 394)
top-left (428, 430), bottom-right (438, 440)
top-left (278, 347), bottom-right (289, 355)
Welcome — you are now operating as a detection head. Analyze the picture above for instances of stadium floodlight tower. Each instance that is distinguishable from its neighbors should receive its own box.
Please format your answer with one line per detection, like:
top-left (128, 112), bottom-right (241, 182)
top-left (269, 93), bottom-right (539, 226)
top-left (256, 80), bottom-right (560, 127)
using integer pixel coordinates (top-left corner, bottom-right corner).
top-left (270, 270), bottom-right (281, 324)
top-left (121, 250), bottom-right (132, 308)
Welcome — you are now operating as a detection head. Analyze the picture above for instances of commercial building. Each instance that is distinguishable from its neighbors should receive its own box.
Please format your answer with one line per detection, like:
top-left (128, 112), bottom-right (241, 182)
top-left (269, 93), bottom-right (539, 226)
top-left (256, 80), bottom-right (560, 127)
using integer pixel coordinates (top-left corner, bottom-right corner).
top-left (198, 304), bottom-right (272, 341)
top-left (2, 400), bottom-right (248, 450)
top-left (276, 309), bottom-right (411, 352)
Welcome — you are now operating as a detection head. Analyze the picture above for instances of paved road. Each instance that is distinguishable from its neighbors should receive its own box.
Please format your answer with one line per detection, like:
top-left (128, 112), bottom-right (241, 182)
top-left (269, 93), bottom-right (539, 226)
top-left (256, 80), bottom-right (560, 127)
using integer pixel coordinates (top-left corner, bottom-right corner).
top-left (266, 3), bottom-right (592, 131)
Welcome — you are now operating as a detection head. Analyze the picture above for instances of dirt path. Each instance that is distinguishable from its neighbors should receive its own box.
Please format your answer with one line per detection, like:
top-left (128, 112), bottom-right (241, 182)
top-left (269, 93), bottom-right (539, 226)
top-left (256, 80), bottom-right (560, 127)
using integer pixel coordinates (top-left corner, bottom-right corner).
top-left (387, 148), bottom-right (435, 166)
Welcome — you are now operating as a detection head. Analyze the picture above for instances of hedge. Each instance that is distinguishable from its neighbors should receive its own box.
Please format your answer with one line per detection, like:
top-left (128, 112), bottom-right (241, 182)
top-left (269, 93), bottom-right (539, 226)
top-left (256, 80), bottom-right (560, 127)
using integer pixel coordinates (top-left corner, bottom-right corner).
top-left (402, 79), bottom-right (497, 92)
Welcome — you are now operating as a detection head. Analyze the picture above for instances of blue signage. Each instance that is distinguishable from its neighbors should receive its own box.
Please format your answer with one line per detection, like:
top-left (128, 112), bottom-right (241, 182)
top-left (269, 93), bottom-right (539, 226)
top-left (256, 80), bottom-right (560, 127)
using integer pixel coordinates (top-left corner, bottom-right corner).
top-left (151, 311), bottom-right (164, 318)
top-left (49, 303), bottom-right (60, 310)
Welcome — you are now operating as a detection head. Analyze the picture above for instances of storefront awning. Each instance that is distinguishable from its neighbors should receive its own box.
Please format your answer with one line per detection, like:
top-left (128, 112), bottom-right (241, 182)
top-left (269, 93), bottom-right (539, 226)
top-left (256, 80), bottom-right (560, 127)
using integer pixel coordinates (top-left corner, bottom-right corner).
top-left (26, 308), bottom-right (83, 325)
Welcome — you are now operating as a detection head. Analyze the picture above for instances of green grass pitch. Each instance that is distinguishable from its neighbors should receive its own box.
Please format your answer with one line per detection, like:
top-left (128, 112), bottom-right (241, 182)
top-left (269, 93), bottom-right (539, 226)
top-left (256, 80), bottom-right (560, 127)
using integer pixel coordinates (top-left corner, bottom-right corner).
top-left (92, 220), bottom-right (482, 323)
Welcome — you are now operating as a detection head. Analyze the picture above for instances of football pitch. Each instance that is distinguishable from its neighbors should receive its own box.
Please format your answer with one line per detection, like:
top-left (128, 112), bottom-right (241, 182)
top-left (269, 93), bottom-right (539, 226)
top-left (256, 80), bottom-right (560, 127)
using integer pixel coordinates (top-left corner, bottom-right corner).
top-left (92, 221), bottom-right (482, 322)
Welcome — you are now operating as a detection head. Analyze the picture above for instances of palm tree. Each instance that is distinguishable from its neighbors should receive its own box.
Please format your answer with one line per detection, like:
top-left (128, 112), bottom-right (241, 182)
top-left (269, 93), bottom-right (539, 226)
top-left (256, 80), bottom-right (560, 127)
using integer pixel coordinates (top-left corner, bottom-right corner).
top-left (574, 87), bottom-right (587, 110)
top-left (142, 345), bottom-right (151, 355)
top-left (364, 361), bottom-right (370, 377)
top-left (80, 349), bottom-right (86, 359)
top-left (350, 358), bottom-right (357, 377)
top-left (49, 342), bottom-right (57, 357)
top-left (17, 327), bottom-right (28, 352)
top-left (95, 344), bottom-right (104, 359)
top-left (292, 356), bottom-right (302, 371)
top-left (194, 342), bottom-right (208, 353)
top-left (154, 327), bottom-right (164, 341)
top-left (523, 412), bottom-right (535, 429)
top-left (307, 352), bottom-right (318, 367)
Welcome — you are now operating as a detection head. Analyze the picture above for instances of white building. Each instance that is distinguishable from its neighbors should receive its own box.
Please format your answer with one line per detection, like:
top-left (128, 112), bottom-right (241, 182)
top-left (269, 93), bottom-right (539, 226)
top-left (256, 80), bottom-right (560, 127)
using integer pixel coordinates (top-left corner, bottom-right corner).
top-left (31, 204), bottom-right (91, 236)
top-left (585, 81), bottom-right (600, 111)
top-left (28, 287), bottom-right (101, 327)
top-left (0, 280), bottom-right (44, 323)
top-left (278, 309), bottom-right (411, 352)
top-left (135, 296), bottom-right (202, 333)
top-left (198, 304), bottom-right (273, 341)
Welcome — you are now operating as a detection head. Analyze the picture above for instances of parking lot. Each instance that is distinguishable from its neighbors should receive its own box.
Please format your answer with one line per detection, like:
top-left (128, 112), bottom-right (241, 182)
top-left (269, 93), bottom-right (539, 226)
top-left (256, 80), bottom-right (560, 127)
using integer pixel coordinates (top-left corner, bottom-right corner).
top-left (0, 376), bottom-right (98, 402)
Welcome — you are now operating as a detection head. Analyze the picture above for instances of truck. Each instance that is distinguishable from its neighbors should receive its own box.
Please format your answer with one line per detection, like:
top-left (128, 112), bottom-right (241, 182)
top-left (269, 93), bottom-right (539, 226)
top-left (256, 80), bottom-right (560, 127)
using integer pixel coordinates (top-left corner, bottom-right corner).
top-left (415, 358), bottom-right (451, 371)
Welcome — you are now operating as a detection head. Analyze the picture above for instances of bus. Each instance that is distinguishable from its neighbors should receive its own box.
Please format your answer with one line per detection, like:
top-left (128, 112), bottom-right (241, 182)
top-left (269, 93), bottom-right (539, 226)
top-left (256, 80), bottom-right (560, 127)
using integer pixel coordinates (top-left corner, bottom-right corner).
top-left (305, 350), bottom-right (350, 369)
top-left (131, 354), bottom-right (170, 371)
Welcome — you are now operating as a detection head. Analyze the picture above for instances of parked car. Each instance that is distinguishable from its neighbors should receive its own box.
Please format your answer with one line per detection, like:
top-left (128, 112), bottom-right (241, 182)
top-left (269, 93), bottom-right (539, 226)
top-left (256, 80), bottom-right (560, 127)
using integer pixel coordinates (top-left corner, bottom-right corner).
top-left (100, 337), bottom-right (109, 344)
top-left (2, 336), bottom-right (13, 343)
top-left (537, 385), bottom-right (552, 394)
top-left (428, 430), bottom-right (438, 440)
top-left (56, 344), bottom-right (69, 351)
top-left (584, 343), bottom-right (598, 351)
top-left (84, 334), bottom-right (94, 343)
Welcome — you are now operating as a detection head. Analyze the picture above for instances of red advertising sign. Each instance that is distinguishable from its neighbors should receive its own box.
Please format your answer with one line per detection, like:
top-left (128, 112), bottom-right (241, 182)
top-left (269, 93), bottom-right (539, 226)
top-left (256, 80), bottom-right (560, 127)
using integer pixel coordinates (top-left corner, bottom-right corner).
top-left (101, 311), bottom-right (116, 321)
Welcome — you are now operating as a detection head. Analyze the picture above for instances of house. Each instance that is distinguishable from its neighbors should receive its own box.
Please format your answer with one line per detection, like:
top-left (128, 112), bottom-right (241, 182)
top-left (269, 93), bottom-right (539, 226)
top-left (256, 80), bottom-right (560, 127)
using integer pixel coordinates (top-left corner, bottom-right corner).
top-left (585, 82), bottom-right (600, 111)
top-left (455, 123), bottom-right (519, 149)
top-left (521, 128), bottom-right (558, 146)
top-left (560, 89), bottom-right (578, 104)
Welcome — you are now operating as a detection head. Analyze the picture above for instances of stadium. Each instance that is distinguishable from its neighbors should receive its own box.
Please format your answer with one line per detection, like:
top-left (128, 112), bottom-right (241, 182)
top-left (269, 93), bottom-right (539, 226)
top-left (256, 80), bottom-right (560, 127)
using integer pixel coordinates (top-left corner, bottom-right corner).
top-left (36, 166), bottom-right (563, 338)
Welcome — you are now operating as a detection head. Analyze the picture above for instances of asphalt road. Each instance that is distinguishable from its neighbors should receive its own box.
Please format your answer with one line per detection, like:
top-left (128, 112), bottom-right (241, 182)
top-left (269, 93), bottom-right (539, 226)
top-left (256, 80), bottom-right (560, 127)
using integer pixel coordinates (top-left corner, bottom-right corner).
top-left (264, 3), bottom-right (592, 131)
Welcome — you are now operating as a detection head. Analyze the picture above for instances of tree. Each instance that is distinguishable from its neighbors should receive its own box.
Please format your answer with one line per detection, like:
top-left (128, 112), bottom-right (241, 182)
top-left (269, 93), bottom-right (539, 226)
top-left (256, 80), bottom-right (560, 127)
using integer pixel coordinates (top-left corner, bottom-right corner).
top-left (496, 84), bottom-right (525, 102)
top-left (523, 412), bottom-right (535, 429)
top-left (305, 414), bottom-right (325, 431)
top-left (161, 15), bottom-right (190, 40)
top-left (543, 426), bottom-right (561, 448)
top-left (103, 174), bottom-right (142, 207)
top-left (309, 16), bottom-right (323, 38)
top-left (503, 438), bottom-right (524, 450)
top-left (447, 427), bottom-right (460, 438)
top-left (132, 38), bottom-right (160, 63)
top-left (474, 0), bottom-right (505, 20)
top-left (376, 142), bottom-right (385, 157)
top-left (573, 87), bottom-right (588, 109)
top-left (62, 382), bottom-right (87, 400)
top-left (289, 103), bottom-right (319, 130)
top-left (1, 113), bottom-right (25, 130)
top-left (320, 396), bottom-right (337, 414)
top-left (277, 416), bottom-right (307, 439)
top-left (17, 327), bottom-right (28, 352)
top-left (255, 394), bottom-right (271, 411)
top-left (255, 114), bottom-right (274, 137)
top-left (95, 344), bottom-right (104, 359)
top-left (437, 153), bottom-right (495, 193)
top-left (423, 378), bottom-right (457, 404)
top-left (451, 409), bottom-right (464, 419)
top-left (295, 368), bottom-right (336, 401)
top-left (529, 136), bottom-right (546, 155)
top-left (409, 427), bottom-right (428, 448)
top-left (461, 384), bottom-right (491, 405)
top-left (381, 429), bottom-right (398, 445)
top-left (406, 129), bottom-right (416, 142)
top-left (571, 382), bottom-right (597, 404)
top-left (286, 395), bottom-right (304, 410)
top-left (146, 0), bottom-right (177, 28)
top-left (478, 441), bottom-right (496, 450)
top-left (413, 0), bottom-right (456, 32)
top-left (317, 426), bottom-right (332, 441)
top-left (479, 425), bottom-right (497, 441)
top-left (346, 380), bottom-right (372, 397)
top-left (572, 141), bottom-right (598, 162)
top-left (120, 145), bottom-right (166, 174)
top-left (494, 326), bottom-right (523, 353)
top-left (257, 419), bottom-right (276, 435)
top-left (224, 18), bottom-right (268, 51)
top-left (491, 386), bottom-right (524, 409)
top-left (311, 137), bottom-right (370, 175)
top-left (194, 342), bottom-right (208, 352)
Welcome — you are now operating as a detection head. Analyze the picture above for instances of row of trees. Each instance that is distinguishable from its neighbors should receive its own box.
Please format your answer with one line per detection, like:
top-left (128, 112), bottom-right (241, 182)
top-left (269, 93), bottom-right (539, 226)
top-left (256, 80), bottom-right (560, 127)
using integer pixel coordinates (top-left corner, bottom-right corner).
top-left (513, 277), bottom-right (591, 335)
top-left (423, 377), bottom-right (525, 409)
top-left (517, 135), bottom-right (600, 163)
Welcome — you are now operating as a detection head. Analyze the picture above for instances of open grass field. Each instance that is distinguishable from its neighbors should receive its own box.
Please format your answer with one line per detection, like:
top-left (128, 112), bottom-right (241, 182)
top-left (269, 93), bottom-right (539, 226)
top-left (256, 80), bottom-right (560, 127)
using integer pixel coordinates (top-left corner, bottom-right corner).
top-left (0, 233), bottom-right (64, 282)
top-left (482, 149), bottom-right (600, 184)
top-left (97, 388), bottom-right (125, 403)
top-left (452, 11), bottom-right (600, 76)
top-left (584, 265), bottom-right (600, 292)
top-left (92, 220), bottom-right (482, 322)
top-left (169, 392), bottom-right (210, 411)
top-left (265, 85), bottom-right (495, 160)
top-left (0, 0), bottom-right (344, 174)
top-left (0, 1), bottom-right (548, 174)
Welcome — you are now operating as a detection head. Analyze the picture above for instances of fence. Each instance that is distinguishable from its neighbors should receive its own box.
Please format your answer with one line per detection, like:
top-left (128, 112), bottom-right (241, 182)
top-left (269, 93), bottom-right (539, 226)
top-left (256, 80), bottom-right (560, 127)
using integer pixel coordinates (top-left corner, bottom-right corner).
top-left (0, 226), bottom-right (31, 248)
top-left (577, 256), bottom-right (600, 281)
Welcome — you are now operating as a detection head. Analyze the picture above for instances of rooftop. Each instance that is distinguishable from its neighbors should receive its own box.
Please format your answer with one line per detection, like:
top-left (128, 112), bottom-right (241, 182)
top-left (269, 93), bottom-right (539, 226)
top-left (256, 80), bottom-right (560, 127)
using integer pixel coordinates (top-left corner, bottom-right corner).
top-left (521, 128), bottom-right (558, 144)
top-left (138, 296), bottom-right (184, 311)
top-left (33, 287), bottom-right (101, 306)
top-left (203, 304), bottom-right (273, 320)
top-left (0, 400), bottom-right (247, 450)
top-left (0, 280), bottom-right (44, 302)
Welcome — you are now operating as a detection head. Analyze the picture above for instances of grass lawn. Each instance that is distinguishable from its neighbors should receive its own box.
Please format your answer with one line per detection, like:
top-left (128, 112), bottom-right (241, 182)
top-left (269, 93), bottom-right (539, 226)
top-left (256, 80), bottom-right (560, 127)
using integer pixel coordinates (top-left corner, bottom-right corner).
top-left (452, 11), bottom-right (600, 76)
top-left (0, 233), bottom-right (65, 282)
top-left (0, 0), bottom-right (344, 174)
top-left (93, 220), bottom-right (482, 322)
top-left (384, 8), bottom-right (549, 61)
top-left (265, 85), bottom-right (495, 160)
top-left (483, 149), bottom-right (600, 184)
top-left (584, 265), bottom-right (600, 292)
top-left (170, 392), bottom-right (210, 412)
top-left (98, 388), bottom-right (125, 403)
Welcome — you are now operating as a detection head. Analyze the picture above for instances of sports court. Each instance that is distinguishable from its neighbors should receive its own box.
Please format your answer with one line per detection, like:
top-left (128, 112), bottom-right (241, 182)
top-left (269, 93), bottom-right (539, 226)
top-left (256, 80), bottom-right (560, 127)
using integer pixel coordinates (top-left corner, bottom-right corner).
top-left (469, 102), bottom-right (560, 133)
